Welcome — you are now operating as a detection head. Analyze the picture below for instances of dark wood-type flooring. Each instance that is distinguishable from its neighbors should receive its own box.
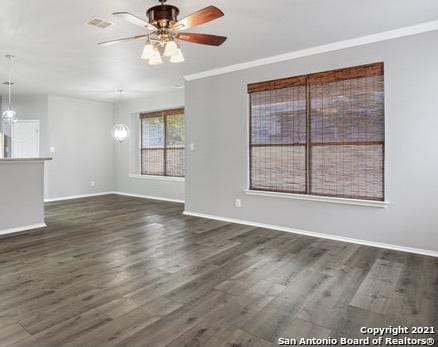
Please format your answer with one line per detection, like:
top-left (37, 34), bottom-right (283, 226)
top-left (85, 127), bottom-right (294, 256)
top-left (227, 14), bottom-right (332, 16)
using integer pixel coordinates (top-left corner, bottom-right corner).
top-left (0, 195), bottom-right (436, 346)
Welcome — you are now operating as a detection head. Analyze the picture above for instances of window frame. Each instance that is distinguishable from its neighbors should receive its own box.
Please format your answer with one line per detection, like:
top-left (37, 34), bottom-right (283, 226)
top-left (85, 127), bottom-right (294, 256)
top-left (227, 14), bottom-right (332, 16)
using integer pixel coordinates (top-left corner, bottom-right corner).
top-left (140, 107), bottom-right (185, 178)
top-left (248, 63), bottom-right (385, 202)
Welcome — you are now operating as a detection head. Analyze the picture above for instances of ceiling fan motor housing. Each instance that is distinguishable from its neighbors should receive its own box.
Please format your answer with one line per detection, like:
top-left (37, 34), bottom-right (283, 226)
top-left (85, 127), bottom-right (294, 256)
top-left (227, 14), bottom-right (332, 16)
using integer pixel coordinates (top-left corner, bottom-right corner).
top-left (146, 5), bottom-right (180, 28)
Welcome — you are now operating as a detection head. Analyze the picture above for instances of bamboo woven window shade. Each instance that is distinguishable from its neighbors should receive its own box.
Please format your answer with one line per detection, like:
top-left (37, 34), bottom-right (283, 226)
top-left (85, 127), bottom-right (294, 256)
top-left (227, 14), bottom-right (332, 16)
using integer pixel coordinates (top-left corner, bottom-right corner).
top-left (140, 108), bottom-right (185, 177)
top-left (248, 63), bottom-right (385, 201)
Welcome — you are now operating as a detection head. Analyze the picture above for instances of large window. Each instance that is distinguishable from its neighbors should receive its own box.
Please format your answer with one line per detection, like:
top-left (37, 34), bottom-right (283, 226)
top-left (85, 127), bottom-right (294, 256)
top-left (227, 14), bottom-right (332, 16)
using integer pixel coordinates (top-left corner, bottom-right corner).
top-left (140, 108), bottom-right (185, 177)
top-left (248, 63), bottom-right (384, 201)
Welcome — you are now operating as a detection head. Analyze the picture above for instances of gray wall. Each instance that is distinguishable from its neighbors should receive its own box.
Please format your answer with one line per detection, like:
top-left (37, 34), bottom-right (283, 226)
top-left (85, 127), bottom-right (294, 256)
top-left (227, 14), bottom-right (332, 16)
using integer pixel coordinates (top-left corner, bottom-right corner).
top-left (185, 31), bottom-right (438, 252)
top-left (2, 92), bottom-right (183, 202)
top-left (47, 95), bottom-right (114, 199)
top-left (1, 95), bottom-right (50, 195)
top-left (0, 161), bottom-right (44, 231)
top-left (1, 95), bottom-right (114, 199)
top-left (0, 95), bottom-right (49, 158)
top-left (113, 90), bottom-right (185, 202)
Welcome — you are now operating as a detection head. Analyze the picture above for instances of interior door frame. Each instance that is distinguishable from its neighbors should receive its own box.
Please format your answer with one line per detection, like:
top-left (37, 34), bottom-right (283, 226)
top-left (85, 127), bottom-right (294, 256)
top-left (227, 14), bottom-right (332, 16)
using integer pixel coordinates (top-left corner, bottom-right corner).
top-left (11, 119), bottom-right (40, 158)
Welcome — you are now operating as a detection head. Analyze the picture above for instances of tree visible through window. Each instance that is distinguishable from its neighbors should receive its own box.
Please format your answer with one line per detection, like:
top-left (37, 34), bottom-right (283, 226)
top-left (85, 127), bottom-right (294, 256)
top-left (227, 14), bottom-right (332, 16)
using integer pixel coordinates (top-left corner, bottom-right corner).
top-left (248, 63), bottom-right (385, 201)
top-left (140, 108), bottom-right (185, 177)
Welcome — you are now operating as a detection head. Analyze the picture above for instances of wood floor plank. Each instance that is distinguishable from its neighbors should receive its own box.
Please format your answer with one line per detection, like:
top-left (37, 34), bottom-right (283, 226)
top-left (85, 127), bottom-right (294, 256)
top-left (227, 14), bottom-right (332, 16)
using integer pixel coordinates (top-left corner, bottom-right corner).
top-left (271, 318), bottom-right (331, 340)
top-left (203, 327), bottom-right (271, 347)
top-left (96, 298), bottom-right (140, 319)
top-left (163, 318), bottom-right (224, 347)
top-left (0, 323), bottom-right (31, 347)
top-left (114, 290), bottom-right (233, 347)
top-left (350, 258), bottom-right (404, 314)
top-left (140, 296), bottom-right (183, 317)
top-left (211, 280), bottom-right (286, 328)
top-left (0, 194), bottom-right (435, 346)
top-left (295, 264), bottom-right (367, 328)
top-left (11, 310), bottom-right (110, 347)
top-left (62, 308), bottom-right (160, 347)
top-left (239, 270), bottom-right (333, 342)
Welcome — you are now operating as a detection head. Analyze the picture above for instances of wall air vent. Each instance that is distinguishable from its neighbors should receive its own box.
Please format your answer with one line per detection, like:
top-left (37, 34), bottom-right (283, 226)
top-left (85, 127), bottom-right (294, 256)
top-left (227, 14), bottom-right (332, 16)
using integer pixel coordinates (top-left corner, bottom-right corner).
top-left (86, 17), bottom-right (113, 29)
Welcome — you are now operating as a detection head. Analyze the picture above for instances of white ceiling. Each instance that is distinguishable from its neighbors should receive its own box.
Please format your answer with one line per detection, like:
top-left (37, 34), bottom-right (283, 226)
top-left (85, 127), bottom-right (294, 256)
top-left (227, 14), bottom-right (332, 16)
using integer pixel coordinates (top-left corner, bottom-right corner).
top-left (1, 0), bottom-right (438, 102)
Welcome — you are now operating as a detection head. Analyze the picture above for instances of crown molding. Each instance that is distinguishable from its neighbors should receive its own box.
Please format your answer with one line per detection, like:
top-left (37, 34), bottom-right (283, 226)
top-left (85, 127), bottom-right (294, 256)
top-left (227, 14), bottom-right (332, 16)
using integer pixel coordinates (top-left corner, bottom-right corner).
top-left (184, 20), bottom-right (438, 81)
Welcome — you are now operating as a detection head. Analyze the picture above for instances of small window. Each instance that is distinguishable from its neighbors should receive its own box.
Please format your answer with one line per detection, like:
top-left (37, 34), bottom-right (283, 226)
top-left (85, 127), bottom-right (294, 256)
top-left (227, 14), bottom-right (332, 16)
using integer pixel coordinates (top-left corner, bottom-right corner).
top-left (140, 108), bottom-right (185, 177)
top-left (248, 63), bottom-right (385, 201)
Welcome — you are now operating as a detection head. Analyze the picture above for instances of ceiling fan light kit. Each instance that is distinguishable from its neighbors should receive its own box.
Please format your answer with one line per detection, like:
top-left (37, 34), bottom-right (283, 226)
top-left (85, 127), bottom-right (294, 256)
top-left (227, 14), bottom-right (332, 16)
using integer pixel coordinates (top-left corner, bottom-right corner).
top-left (98, 0), bottom-right (226, 66)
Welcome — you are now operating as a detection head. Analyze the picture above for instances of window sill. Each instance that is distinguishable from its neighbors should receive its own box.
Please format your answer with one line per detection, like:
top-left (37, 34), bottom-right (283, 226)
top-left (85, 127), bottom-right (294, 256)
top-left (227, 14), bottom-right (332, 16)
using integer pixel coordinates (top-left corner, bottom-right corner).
top-left (244, 189), bottom-right (388, 208)
top-left (128, 174), bottom-right (185, 182)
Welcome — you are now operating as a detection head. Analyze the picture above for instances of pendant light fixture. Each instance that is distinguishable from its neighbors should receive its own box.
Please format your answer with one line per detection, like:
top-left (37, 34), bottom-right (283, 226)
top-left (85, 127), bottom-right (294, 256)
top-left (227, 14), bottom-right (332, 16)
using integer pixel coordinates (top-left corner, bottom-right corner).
top-left (112, 89), bottom-right (130, 143)
top-left (112, 123), bottom-right (130, 143)
top-left (2, 55), bottom-right (17, 123)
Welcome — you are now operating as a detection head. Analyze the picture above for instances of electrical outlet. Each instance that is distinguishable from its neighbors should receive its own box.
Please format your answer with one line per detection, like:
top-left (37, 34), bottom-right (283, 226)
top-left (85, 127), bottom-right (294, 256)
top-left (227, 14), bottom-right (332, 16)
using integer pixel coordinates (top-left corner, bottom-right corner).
top-left (91, 181), bottom-right (95, 187)
top-left (50, 146), bottom-right (56, 153)
top-left (189, 143), bottom-right (195, 151)
top-left (235, 199), bottom-right (242, 208)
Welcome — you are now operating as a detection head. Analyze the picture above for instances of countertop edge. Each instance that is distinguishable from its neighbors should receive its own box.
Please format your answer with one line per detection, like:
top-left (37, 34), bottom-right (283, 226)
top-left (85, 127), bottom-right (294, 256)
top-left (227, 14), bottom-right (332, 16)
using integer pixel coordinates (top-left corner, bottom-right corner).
top-left (0, 157), bottom-right (52, 162)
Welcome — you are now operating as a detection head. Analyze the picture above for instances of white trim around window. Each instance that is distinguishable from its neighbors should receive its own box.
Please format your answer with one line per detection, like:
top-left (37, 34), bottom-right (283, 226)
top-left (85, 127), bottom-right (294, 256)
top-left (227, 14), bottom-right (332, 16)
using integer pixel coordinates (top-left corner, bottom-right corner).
top-left (244, 189), bottom-right (388, 208)
top-left (128, 174), bottom-right (185, 182)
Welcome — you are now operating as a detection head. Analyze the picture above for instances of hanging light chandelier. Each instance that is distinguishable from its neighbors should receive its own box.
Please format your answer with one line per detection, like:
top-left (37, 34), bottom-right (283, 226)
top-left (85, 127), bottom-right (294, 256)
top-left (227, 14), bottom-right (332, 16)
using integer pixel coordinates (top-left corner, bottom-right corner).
top-left (2, 55), bottom-right (17, 123)
top-left (112, 89), bottom-right (130, 143)
top-left (112, 123), bottom-right (130, 143)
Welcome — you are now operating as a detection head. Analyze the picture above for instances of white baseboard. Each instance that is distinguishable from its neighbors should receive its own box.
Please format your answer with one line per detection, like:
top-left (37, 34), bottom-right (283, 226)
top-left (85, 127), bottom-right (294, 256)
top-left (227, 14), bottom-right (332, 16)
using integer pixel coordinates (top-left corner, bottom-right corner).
top-left (183, 211), bottom-right (438, 258)
top-left (0, 223), bottom-right (47, 236)
top-left (113, 191), bottom-right (184, 204)
top-left (44, 191), bottom-right (184, 204)
top-left (45, 192), bottom-right (115, 202)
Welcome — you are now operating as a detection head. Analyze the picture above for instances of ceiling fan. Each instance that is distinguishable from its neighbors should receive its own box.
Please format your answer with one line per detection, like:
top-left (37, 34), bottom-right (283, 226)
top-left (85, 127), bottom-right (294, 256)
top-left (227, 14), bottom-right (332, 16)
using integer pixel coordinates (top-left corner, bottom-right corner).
top-left (98, 0), bottom-right (227, 65)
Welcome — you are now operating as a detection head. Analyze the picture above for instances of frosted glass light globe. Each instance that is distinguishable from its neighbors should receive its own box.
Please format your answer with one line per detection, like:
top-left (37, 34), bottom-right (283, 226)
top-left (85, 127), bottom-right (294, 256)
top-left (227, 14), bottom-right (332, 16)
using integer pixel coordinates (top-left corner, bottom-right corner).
top-left (164, 41), bottom-right (178, 57)
top-left (112, 124), bottom-right (130, 143)
top-left (2, 108), bottom-right (17, 123)
top-left (141, 43), bottom-right (154, 60)
top-left (170, 48), bottom-right (184, 63)
top-left (149, 49), bottom-right (163, 65)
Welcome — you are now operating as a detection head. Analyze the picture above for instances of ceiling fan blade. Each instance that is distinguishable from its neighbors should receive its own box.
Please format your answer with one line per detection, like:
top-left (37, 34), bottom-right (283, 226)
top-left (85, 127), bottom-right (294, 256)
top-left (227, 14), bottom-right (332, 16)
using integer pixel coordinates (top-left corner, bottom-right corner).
top-left (98, 34), bottom-right (147, 46)
top-left (113, 12), bottom-right (157, 31)
top-left (172, 6), bottom-right (224, 31)
top-left (176, 33), bottom-right (227, 46)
